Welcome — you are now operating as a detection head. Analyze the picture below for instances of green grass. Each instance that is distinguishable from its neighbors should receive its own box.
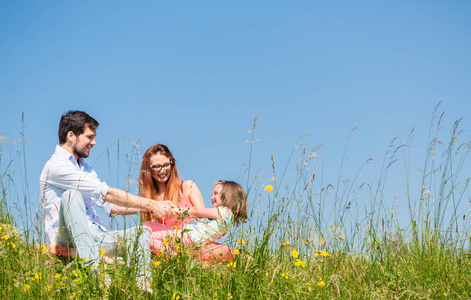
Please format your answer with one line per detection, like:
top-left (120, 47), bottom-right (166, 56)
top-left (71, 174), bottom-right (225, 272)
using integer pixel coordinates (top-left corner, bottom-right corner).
top-left (1, 106), bottom-right (471, 299)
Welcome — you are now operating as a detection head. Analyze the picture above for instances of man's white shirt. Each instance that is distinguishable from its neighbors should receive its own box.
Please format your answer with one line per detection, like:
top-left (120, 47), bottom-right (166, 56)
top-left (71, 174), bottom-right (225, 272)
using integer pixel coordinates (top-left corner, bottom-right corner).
top-left (40, 145), bottom-right (113, 243)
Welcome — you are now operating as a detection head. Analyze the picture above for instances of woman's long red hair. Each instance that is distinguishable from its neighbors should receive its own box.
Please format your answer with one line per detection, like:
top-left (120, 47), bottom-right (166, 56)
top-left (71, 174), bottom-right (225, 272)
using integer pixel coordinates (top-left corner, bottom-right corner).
top-left (139, 144), bottom-right (181, 222)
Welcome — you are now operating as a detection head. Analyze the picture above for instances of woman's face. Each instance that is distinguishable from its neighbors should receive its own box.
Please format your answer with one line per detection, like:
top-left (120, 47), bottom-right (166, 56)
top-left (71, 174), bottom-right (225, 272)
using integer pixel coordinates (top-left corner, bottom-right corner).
top-left (149, 153), bottom-right (172, 184)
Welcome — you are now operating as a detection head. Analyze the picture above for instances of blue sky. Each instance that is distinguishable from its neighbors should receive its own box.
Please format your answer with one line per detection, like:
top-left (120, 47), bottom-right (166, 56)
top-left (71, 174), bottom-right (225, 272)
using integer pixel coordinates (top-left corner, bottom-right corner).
top-left (1, 1), bottom-right (471, 232)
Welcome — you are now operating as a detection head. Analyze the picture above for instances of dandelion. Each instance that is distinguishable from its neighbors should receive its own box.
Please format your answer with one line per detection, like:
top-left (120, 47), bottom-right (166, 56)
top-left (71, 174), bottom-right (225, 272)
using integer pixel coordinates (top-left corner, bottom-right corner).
top-left (174, 245), bottom-right (180, 250)
top-left (163, 240), bottom-right (169, 246)
top-left (338, 236), bottom-right (345, 241)
top-left (1, 234), bottom-right (8, 240)
top-left (236, 239), bottom-right (245, 248)
top-left (264, 185), bottom-right (274, 193)
top-left (160, 249), bottom-right (165, 254)
top-left (99, 248), bottom-right (105, 256)
top-left (317, 277), bottom-right (325, 286)
top-left (294, 259), bottom-right (305, 268)
top-left (282, 242), bottom-right (290, 246)
top-left (173, 226), bottom-right (178, 231)
top-left (44, 285), bottom-right (51, 291)
top-left (69, 292), bottom-right (76, 299)
top-left (153, 261), bottom-right (161, 266)
top-left (55, 273), bottom-right (61, 280)
top-left (171, 292), bottom-right (180, 300)
top-left (227, 293), bottom-right (233, 299)
top-left (233, 249), bottom-right (240, 255)
top-left (226, 262), bottom-right (236, 268)
top-left (215, 181), bottom-right (219, 185)
top-left (291, 249), bottom-right (299, 259)
top-left (315, 250), bottom-right (331, 257)
top-left (281, 273), bottom-right (289, 279)
top-left (72, 270), bottom-right (78, 277)
top-left (41, 244), bottom-right (48, 252)
top-left (23, 284), bottom-right (31, 292)
top-left (73, 279), bottom-right (79, 283)
top-left (306, 282), bottom-right (312, 291)
top-left (8, 241), bottom-right (16, 249)
top-left (82, 257), bottom-right (87, 262)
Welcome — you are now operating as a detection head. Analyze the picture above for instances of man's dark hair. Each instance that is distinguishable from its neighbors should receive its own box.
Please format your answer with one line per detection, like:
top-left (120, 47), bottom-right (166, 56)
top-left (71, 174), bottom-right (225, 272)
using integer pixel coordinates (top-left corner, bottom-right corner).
top-left (58, 110), bottom-right (99, 144)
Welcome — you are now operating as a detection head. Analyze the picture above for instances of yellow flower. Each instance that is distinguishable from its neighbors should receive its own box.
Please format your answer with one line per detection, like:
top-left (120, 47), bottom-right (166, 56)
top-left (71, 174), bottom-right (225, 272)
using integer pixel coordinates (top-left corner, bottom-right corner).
top-left (171, 292), bottom-right (180, 300)
top-left (227, 293), bottom-right (233, 299)
top-left (44, 285), bottom-right (51, 291)
top-left (160, 249), bottom-right (165, 254)
top-left (69, 292), bottom-right (76, 299)
top-left (338, 236), bottom-right (345, 241)
top-left (236, 239), bottom-right (245, 248)
top-left (41, 244), bottom-right (48, 252)
top-left (163, 240), bottom-right (169, 246)
top-left (226, 262), bottom-right (236, 268)
top-left (315, 250), bottom-right (331, 257)
top-left (33, 272), bottom-right (42, 282)
top-left (306, 282), bottom-right (312, 291)
top-left (174, 245), bottom-right (180, 250)
top-left (99, 248), bottom-right (105, 256)
top-left (153, 261), bottom-right (161, 266)
top-left (173, 226), bottom-right (178, 231)
top-left (215, 181), bottom-right (219, 185)
top-left (424, 190), bottom-right (430, 196)
top-left (72, 270), bottom-right (78, 277)
top-left (74, 279), bottom-right (79, 283)
top-left (317, 277), bottom-right (325, 286)
top-left (281, 273), bottom-right (289, 279)
top-left (233, 249), bottom-right (240, 255)
top-left (290, 249), bottom-right (299, 259)
top-left (1, 234), bottom-right (8, 240)
top-left (8, 241), bottom-right (16, 249)
top-left (264, 185), bottom-right (274, 193)
top-left (282, 242), bottom-right (290, 246)
top-left (82, 257), bottom-right (87, 262)
top-left (23, 284), bottom-right (31, 292)
top-left (55, 273), bottom-right (61, 280)
top-left (294, 259), bottom-right (305, 267)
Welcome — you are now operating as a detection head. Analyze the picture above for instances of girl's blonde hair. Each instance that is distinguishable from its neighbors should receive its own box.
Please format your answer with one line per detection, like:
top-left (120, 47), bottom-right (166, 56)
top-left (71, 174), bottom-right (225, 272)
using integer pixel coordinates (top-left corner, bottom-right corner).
top-left (217, 181), bottom-right (248, 225)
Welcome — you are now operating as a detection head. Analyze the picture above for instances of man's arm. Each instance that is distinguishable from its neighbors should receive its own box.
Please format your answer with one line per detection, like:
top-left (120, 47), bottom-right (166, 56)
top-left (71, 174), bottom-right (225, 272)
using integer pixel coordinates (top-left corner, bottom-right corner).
top-left (110, 205), bottom-right (141, 215)
top-left (105, 187), bottom-right (172, 218)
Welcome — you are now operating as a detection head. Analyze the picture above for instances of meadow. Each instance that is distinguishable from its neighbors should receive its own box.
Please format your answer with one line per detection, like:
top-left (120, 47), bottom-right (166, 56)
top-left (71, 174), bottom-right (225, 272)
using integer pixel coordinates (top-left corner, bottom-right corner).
top-left (1, 106), bottom-right (471, 299)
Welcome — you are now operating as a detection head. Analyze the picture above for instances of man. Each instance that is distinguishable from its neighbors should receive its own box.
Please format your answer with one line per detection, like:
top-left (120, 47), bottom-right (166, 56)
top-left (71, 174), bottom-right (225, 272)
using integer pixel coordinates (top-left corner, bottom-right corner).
top-left (40, 110), bottom-right (170, 292)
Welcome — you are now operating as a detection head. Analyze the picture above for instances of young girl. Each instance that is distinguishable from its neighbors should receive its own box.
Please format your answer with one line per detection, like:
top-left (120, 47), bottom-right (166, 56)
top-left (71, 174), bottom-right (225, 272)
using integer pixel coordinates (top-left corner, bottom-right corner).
top-left (143, 181), bottom-right (247, 251)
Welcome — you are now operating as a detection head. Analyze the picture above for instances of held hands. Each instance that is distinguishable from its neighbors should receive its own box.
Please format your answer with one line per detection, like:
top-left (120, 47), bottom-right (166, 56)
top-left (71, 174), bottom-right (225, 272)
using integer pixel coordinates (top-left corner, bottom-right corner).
top-left (148, 201), bottom-right (173, 219)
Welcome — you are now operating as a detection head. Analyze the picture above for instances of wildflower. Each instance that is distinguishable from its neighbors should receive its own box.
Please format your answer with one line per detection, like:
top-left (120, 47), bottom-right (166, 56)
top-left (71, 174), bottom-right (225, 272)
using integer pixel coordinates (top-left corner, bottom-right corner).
top-left (33, 272), bottom-right (42, 282)
top-left (171, 292), bottom-right (180, 300)
top-left (1, 234), bottom-right (8, 240)
top-left (294, 259), bottom-right (305, 267)
top-left (236, 239), bottom-right (245, 248)
top-left (233, 249), bottom-right (240, 255)
top-left (173, 226), bottom-right (178, 231)
top-left (153, 261), bottom-right (161, 266)
top-left (44, 285), bottom-right (51, 291)
top-left (338, 236), bottom-right (345, 241)
top-left (74, 279), bottom-right (79, 283)
top-left (306, 282), bottom-right (312, 291)
top-left (163, 240), bottom-right (169, 246)
top-left (69, 292), bottom-right (76, 299)
top-left (41, 244), bottom-right (48, 252)
top-left (160, 249), bottom-right (165, 254)
top-left (317, 277), bottom-right (325, 286)
top-left (23, 284), bottom-right (31, 292)
top-left (227, 293), bottom-right (233, 299)
top-left (99, 248), bottom-right (105, 256)
top-left (282, 242), bottom-right (290, 246)
top-left (290, 249), bottom-right (299, 259)
top-left (281, 273), bottom-right (289, 279)
top-left (8, 241), bottom-right (16, 249)
top-left (315, 250), bottom-right (331, 257)
top-left (55, 273), bottom-right (61, 280)
top-left (82, 257), bottom-right (87, 262)
top-left (264, 185), bottom-right (274, 193)
top-left (174, 245), bottom-right (180, 250)
top-left (424, 190), bottom-right (430, 196)
top-left (226, 262), bottom-right (236, 268)
top-left (215, 181), bottom-right (219, 185)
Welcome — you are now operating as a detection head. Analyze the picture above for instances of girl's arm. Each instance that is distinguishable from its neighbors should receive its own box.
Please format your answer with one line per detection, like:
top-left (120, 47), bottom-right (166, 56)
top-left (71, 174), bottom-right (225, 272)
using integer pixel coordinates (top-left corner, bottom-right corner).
top-left (172, 206), bottom-right (221, 219)
top-left (182, 180), bottom-right (205, 208)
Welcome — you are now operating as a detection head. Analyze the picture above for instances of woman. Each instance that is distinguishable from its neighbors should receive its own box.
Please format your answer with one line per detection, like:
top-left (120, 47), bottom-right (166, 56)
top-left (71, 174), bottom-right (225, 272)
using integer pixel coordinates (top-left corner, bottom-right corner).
top-left (139, 144), bottom-right (204, 227)
top-left (139, 144), bottom-right (234, 261)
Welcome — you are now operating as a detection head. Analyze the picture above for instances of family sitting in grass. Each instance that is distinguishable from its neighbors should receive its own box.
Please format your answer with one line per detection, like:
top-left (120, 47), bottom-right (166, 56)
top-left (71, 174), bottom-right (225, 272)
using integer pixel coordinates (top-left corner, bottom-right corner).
top-left (39, 110), bottom-right (248, 293)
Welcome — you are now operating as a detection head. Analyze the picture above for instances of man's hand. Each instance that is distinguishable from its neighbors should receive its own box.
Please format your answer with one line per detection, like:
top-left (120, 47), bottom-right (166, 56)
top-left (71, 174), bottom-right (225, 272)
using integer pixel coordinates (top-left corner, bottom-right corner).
top-left (149, 201), bottom-right (173, 219)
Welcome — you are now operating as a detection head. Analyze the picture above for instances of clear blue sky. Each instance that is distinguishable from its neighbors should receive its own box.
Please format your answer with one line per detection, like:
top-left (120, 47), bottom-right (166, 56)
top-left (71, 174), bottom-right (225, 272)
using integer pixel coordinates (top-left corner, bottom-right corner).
top-left (1, 1), bottom-right (471, 231)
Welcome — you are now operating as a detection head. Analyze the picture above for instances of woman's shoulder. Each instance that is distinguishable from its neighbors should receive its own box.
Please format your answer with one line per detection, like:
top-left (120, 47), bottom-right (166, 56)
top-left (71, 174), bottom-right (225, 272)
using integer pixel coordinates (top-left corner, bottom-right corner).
top-left (181, 180), bottom-right (197, 194)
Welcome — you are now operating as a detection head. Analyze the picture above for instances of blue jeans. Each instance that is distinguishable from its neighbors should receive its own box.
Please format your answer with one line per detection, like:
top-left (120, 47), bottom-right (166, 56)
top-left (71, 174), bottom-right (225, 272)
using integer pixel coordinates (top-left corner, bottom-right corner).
top-left (57, 190), bottom-right (151, 277)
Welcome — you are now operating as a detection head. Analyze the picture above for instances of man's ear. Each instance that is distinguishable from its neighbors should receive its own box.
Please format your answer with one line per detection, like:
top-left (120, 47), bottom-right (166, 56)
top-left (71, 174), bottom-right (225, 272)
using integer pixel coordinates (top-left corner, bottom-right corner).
top-left (66, 131), bottom-right (76, 144)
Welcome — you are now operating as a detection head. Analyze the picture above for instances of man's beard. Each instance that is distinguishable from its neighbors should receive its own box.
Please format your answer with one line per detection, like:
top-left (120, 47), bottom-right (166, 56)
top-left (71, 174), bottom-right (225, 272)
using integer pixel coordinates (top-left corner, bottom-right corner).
top-left (73, 145), bottom-right (90, 158)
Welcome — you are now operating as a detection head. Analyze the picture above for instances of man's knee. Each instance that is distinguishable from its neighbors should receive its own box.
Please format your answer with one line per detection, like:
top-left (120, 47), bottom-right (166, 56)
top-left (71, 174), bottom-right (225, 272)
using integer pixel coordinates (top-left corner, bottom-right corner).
top-left (61, 189), bottom-right (84, 210)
